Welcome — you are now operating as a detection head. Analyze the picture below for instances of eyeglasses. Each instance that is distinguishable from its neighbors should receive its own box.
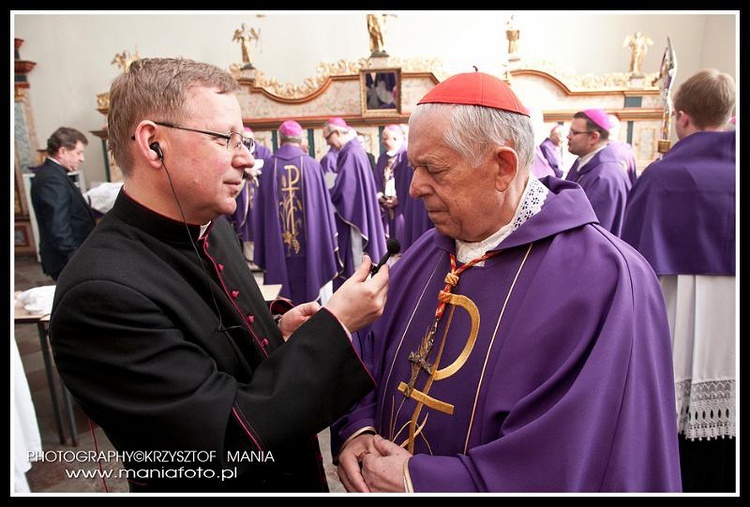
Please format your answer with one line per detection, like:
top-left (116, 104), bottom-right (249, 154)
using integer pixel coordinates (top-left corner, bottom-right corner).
top-left (324, 130), bottom-right (337, 140)
top-left (568, 129), bottom-right (594, 136)
top-left (154, 121), bottom-right (254, 153)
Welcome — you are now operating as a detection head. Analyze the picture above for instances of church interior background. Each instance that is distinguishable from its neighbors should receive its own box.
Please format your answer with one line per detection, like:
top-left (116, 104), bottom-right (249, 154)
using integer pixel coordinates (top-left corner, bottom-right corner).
top-left (12, 11), bottom-right (738, 258)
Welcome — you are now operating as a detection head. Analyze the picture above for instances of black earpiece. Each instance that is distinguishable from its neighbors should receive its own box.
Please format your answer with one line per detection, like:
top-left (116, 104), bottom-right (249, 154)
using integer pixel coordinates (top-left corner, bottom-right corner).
top-left (149, 142), bottom-right (163, 160)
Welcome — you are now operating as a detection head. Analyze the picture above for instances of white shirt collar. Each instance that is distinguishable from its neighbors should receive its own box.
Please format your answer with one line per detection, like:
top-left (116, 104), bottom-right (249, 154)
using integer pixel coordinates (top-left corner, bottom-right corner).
top-left (576, 143), bottom-right (607, 170)
top-left (199, 222), bottom-right (212, 239)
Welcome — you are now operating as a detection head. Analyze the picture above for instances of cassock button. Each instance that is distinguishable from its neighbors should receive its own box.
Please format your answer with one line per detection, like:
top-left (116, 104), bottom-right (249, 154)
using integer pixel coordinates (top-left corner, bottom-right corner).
top-left (218, 264), bottom-right (224, 271)
top-left (231, 290), bottom-right (240, 299)
top-left (261, 338), bottom-right (269, 347)
top-left (246, 315), bottom-right (254, 324)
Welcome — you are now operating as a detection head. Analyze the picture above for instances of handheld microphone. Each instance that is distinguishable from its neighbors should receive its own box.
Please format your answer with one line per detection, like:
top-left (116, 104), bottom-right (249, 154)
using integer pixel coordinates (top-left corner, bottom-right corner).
top-left (371, 238), bottom-right (401, 276)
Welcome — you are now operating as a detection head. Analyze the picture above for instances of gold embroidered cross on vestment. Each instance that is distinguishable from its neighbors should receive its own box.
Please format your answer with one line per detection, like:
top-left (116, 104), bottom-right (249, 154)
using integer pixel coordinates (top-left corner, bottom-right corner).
top-left (397, 249), bottom-right (499, 453)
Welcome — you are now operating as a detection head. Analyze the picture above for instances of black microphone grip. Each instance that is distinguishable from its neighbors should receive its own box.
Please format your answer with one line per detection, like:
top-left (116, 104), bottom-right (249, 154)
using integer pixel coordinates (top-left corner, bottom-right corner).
top-left (370, 238), bottom-right (401, 276)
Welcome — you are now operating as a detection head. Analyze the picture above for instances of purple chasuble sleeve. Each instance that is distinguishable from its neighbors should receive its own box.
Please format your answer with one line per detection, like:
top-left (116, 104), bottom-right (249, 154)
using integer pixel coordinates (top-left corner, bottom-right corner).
top-left (320, 148), bottom-right (339, 174)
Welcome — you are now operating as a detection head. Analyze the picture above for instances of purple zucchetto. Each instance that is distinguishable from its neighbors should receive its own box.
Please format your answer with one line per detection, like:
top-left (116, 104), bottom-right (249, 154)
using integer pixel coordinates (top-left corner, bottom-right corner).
top-left (327, 117), bottom-right (349, 129)
top-left (582, 108), bottom-right (611, 131)
top-left (279, 120), bottom-right (303, 138)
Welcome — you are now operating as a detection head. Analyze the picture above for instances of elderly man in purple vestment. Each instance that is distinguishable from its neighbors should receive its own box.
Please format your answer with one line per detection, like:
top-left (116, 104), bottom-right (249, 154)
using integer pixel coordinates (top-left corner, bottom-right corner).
top-left (226, 126), bottom-right (273, 262)
top-left (330, 71), bottom-right (681, 493)
top-left (375, 124), bottom-right (434, 253)
top-left (253, 120), bottom-right (342, 306)
top-left (323, 117), bottom-right (387, 289)
top-left (622, 68), bottom-right (736, 493)
top-left (528, 107), bottom-right (558, 180)
top-left (607, 114), bottom-right (638, 185)
top-left (378, 125), bottom-right (434, 252)
top-left (565, 109), bottom-right (632, 237)
top-left (538, 124), bottom-right (565, 177)
top-left (373, 124), bottom-right (410, 246)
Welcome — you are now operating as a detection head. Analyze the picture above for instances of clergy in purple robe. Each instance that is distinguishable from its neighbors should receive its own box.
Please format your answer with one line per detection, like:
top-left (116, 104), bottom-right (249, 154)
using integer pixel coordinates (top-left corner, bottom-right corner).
top-left (373, 125), bottom-right (410, 245)
top-left (607, 114), bottom-right (638, 185)
top-left (253, 120), bottom-right (342, 305)
top-left (331, 72), bottom-right (681, 493)
top-left (379, 126), bottom-right (435, 253)
top-left (323, 117), bottom-right (387, 288)
top-left (565, 109), bottom-right (632, 237)
top-left (608, 140), bottom-right (638, 185)
top-left (530, 144), bottom-right (556, 178)
top-left (621, 68), bottom-right (736, 493)
top-left (623, 131), bottom-right (734, 274)
top-left (226, 127), bottom-right (272, 260)
top-left (538, 124), bottom-right (564, 177)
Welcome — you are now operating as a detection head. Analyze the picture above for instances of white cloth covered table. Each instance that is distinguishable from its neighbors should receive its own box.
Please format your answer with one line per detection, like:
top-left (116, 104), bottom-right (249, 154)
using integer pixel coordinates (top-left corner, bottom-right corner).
top-left (12, 336), bottom-right (43, 493)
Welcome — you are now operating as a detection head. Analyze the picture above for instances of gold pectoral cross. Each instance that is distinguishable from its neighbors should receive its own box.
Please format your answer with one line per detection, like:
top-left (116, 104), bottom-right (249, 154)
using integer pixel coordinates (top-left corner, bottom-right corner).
top-left (408, 349), bottom-right (433, 380)
top-left (401, 320), bottom-right (437, 398)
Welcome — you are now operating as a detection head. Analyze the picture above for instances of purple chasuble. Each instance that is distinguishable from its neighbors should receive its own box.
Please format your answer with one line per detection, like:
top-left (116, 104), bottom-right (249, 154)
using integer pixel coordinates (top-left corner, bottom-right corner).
top-left (622, 130), bottom-right (735, 275)
top-left (332, 177), bottom-right (681, 492)
top-left (538, 138), bottom-right (563, 177)
top-left (565, 144), bottom-right (632, 237)
top-left (229, 143), bottom-right (272, 242)
top-left (530, 145), bottom-right (556, 178)
top-left (252, 144), bottom-right (341, 304)
top-left (329, 137), bottom-right (387, 281)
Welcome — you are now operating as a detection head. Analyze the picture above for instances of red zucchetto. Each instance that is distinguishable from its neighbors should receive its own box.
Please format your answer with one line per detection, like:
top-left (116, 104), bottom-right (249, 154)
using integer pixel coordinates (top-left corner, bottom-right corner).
top-left (418, 71), bottom-right (530, 117)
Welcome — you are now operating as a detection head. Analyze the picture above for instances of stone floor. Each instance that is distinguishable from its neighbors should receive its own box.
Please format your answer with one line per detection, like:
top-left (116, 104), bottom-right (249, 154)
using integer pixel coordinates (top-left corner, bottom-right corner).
top-left (12, 254), bottom-right (345, 495)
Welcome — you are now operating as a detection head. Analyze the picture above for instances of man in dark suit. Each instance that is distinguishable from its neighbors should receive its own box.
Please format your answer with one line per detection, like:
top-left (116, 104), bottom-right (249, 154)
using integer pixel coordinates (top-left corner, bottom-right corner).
top-left (30, 127), bottom-right (96, 280)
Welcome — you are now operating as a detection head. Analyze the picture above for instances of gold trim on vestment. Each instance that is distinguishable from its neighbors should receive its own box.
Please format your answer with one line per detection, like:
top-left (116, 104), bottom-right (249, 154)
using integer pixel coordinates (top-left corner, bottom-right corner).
top-left (463, 243), bottom-right (533, 453)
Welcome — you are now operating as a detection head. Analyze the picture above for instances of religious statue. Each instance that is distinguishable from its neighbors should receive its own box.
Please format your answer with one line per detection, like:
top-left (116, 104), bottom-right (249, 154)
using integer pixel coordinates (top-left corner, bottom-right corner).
top-left (505, 15), bottom-right (520, 60)
top-left (653, 37), bottom-right (678, 154)
top-left (623, 31), bottom-right (653, 77)
top-left (110, 48), bottom-right (140, 74)
top-left (232, 23), bottom-right (260, 69)
top-left (367, 13), bottom-right (396, 58)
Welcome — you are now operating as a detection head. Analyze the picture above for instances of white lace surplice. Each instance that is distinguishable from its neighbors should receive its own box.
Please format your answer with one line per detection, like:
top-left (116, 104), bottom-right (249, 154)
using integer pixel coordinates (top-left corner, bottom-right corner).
top-left (456, 175), bottom-right (548, 264)
top-left (660, 274), bottom-right (736, 441)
